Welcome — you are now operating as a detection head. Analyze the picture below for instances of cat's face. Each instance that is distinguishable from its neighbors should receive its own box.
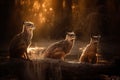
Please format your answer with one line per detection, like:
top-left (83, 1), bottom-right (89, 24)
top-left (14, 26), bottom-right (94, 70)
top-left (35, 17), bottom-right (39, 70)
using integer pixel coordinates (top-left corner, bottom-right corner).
top-left (24, 21), bottom-right (35, 30)
top-left (66, 32), bottom-right (76, 41)
top-left (91, 35), bottom-right (101, 44)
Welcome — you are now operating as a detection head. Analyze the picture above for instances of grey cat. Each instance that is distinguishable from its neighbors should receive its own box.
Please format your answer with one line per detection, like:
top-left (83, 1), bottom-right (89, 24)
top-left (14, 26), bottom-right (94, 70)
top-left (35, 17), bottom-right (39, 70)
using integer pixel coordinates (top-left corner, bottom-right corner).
top-left (9, 21), bottom-right (35, 60)
top-left (41, 32), bottom-right (76, 60)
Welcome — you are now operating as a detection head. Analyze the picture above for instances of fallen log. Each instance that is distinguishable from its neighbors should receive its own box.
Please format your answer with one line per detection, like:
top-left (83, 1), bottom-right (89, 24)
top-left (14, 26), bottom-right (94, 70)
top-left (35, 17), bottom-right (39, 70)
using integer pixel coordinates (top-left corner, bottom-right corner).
top-left (0, 58), bottom-right (120, 80)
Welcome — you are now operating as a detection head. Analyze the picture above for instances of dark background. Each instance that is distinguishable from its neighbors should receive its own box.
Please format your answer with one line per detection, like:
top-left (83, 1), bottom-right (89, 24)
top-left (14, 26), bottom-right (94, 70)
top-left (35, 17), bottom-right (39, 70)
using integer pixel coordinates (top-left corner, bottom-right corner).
top-left (0, 0), bottom-right (120, 60)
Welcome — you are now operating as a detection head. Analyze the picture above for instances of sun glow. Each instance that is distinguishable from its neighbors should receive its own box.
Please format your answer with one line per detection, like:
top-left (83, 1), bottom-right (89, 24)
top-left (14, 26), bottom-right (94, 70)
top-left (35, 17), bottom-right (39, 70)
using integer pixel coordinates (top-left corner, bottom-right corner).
top-left (27, 46), bottom-right (45, 60)
top-left (42, 3), bottom-right (46, 8)
top-left (39, 13), bottom-right (46, 23)
top-left (33, 1), bottom-right (40, 11)
top-left (49, 8), bottom-right (53, 11)
top-left (18, 0), bottom-right (55, 26)
top-left (38, 0), bottom-right (54, 24)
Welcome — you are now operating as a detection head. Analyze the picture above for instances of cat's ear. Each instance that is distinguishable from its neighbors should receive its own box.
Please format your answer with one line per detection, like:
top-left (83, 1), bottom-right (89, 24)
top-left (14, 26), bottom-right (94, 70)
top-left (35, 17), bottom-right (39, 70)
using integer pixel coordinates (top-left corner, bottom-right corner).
top-left (71, 31), bottom-right (75, 34)
top-left (23, 20), bottom-right (27, 24)
top-left (67, 32), bottom-right (70, 34)
top-left (23, 21), bottom-right (25, 25)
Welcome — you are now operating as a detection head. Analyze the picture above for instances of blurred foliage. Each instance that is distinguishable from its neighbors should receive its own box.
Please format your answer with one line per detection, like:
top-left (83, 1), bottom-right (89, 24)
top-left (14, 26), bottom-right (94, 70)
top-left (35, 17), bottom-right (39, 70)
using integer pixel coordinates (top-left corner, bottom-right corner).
top-left (1, 0), bottom-right (120, 41)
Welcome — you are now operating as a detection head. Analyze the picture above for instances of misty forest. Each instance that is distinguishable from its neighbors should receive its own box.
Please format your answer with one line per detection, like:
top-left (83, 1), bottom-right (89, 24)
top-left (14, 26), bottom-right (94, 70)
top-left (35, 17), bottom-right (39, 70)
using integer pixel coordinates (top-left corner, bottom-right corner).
top-left (0, 0), bottom-right (120, 80)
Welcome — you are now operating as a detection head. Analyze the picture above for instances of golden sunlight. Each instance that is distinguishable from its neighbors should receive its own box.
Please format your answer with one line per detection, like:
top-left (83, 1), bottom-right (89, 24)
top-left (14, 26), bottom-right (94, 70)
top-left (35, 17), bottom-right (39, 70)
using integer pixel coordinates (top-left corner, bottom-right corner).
top-left (42, 3), bottom-right (46, 8)
top-left (33, 1), bottom-right (40, 11)
top-left (49, 8), bottom-right (53, 11)
top-left (27, 46), bottom-right (45, 60)
top-left (41, 17), bottom-right (46, 23)
top-left (36, 0), bottom-right (54, 24)
top-left (24, 0), bottom-right (55, 26)
top-left (44, 9), bottom-right (47, 12)
top-left (20, 0), bottom-right (24, 5)
top-left (63, 0), bottom-right (66, 8)
top-left (39, 13), bottom-right (46, 23)
top-left (72, 5), bottom-right (76, 9)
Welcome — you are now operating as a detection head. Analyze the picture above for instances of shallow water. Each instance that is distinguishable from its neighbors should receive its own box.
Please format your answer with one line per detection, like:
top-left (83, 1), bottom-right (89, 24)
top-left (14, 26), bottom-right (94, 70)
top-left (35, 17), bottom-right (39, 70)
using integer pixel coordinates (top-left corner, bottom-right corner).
top-left (24, 59), bottom-right (62, 80)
